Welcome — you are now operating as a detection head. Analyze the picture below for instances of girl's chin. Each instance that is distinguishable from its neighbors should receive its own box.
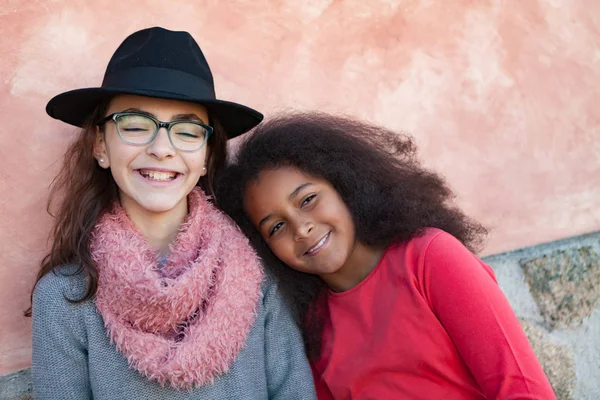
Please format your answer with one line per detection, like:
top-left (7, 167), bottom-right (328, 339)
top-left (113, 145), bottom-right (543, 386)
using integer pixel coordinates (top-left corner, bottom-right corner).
top-left (120, 193), bottom-right (188, 216)
top-left (294, 264), bottom-right (342, 277)
top-left (138, 199), bottom-right (184, 214)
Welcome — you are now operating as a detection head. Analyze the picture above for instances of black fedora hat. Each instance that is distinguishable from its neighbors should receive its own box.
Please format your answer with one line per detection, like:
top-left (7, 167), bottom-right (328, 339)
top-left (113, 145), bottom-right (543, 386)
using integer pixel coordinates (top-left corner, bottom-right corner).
top-left (46, 27), bottom-right (263, 138)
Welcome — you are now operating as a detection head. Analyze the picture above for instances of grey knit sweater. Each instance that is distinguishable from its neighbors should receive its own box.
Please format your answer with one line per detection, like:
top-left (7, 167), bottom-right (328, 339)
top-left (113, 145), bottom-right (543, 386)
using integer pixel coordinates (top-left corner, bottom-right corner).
top-left (32, 267), bottom-right (317, 400)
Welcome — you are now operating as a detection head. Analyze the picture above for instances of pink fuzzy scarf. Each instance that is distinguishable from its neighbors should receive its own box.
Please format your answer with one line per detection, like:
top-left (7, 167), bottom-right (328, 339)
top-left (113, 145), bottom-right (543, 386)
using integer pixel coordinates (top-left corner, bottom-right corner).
top-left (90, 188), bottom-right (263, 389)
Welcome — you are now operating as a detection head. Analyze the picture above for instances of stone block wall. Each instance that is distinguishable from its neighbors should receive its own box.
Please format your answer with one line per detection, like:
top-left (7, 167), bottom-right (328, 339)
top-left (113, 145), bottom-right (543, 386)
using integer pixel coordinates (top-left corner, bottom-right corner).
top-left (1, 231), bottom-right (598, 399)
top-left (0, 369), bottom-right (31, 400)
top-left (485, 231), bottom-right (600, 399)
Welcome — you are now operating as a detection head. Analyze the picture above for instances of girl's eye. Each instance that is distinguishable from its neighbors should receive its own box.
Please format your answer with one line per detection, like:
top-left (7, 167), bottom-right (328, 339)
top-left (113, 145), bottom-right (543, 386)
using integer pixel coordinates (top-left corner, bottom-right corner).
top-left (301, 194), bottom-right (316, 207)
top-left (174, 131), bottom-right (201, 139)
top-left (269, 222), bottom-right (284, 237)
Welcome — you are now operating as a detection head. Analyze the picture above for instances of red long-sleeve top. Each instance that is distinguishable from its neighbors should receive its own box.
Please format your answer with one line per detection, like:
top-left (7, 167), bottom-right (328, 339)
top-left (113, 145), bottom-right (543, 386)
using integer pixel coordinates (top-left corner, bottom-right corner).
top-left (311, 228), bottom-right (556, 400)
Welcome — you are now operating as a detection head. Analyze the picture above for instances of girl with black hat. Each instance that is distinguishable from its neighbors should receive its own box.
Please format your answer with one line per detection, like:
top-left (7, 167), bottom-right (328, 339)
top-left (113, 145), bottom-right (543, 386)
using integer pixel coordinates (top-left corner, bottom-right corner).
top-left (27, 27), bottom-right (316, 399)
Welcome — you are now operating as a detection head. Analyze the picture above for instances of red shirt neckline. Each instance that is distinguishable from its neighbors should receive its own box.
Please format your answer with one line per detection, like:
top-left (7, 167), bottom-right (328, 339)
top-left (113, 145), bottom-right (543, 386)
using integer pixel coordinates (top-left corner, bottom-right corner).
top-left (327, 243), bottom-right (397, 298)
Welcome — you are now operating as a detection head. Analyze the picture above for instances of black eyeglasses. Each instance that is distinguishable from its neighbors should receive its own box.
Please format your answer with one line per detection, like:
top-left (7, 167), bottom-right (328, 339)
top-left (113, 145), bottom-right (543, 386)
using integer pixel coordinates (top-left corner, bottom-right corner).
top-left (98, 112), bottom-right (213, 152)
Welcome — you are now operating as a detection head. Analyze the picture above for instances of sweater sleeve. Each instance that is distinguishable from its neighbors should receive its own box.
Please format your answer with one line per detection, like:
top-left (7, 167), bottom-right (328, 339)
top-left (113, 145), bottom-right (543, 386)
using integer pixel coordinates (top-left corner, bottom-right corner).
top-left (262, 277), bottom-right (317, 400)
top-left (32, 270), bottom-right (93, 400)
top-left (421, 231), bottom-right (556, 400)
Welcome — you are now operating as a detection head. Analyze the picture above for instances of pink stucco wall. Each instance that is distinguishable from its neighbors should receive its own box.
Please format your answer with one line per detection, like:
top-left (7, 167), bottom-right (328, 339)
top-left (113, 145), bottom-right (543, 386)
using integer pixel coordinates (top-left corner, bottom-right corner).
top-left (1, 0), bottom-right (599, 375)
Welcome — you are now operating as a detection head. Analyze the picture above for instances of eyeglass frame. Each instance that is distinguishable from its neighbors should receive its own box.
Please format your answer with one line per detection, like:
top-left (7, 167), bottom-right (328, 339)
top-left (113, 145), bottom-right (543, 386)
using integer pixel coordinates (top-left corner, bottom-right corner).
top-left (97, 112), bottom-right (214, 152)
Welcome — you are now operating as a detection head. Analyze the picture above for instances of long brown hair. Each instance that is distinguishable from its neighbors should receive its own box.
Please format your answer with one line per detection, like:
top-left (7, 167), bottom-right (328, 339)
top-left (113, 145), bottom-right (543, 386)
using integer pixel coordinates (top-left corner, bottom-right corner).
top-left (25, 99), bottom-right (228, 316)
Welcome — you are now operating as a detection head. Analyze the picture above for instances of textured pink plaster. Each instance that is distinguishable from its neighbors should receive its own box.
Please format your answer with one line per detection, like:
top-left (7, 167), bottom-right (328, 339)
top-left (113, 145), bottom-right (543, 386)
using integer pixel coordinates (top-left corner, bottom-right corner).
top-left (1, 0), bottom-right (599, 374)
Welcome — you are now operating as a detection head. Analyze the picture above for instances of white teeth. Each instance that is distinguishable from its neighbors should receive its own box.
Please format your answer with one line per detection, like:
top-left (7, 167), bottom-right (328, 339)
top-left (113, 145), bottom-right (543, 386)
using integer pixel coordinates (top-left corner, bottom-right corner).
top-left (306, 233), bottom-right (329, 254)
top-left (140, 170), bottom-right (177, 182)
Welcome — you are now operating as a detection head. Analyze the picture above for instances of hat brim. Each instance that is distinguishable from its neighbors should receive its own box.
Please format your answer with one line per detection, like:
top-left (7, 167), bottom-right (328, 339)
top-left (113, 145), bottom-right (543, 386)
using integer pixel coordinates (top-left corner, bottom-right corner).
top-left (46, 87), bottom-right (263, 138)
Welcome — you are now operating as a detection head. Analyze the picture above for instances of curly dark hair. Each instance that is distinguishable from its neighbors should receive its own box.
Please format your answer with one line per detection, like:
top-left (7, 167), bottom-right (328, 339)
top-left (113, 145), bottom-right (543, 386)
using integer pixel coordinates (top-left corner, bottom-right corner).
top-left (216, 111), bottom-right (487, 358)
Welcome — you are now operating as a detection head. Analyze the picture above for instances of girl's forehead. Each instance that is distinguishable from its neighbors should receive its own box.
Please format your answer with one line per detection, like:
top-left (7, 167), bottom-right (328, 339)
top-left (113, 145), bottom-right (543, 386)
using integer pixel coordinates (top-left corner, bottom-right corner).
top-left (251, 167), bottom-right (320, 189)
top-left (107, 95), bottom-right (209, 121)
top-left (243, 168), bottom-right (313, 222)
top-left (244, 167), bottom-right (334, 212)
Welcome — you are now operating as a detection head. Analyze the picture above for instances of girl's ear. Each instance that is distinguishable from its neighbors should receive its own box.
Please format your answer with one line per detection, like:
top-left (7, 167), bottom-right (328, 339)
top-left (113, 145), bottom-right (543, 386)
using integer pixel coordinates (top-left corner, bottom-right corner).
top-left (200, 144), bottom-right (211, 177)
top-left (93, 127), bottom-right (110, 169)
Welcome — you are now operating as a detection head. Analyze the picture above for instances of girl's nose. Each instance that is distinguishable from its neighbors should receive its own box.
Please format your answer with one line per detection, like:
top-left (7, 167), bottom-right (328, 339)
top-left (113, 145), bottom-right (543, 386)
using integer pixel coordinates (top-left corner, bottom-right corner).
top-left (146, 127), bottom-right (176, 159)
top-left (293, 219), bottom-right (314, 241)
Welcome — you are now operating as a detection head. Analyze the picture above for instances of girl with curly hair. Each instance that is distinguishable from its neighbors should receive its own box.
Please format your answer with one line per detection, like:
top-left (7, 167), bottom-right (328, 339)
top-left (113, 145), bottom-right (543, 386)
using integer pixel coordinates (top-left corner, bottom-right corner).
top-left (217, 112), bottom-right (556, 400)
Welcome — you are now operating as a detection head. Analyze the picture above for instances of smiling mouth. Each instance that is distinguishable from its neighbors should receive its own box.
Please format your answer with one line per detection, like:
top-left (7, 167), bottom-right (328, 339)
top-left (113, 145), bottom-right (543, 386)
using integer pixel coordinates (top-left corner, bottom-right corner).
top-left (305, 232), bottom-right (330, 255)
top-left (138, 169), bottom-right (179, 182)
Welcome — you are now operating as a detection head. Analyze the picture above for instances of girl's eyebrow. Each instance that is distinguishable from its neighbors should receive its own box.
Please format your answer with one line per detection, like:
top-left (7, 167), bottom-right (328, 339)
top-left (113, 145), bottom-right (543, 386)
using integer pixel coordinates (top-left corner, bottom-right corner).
top-left (122, 107), bottom-right (152, 116)
top-left (172, 113), bottom-right (207, 123)
top-left (257, 182), bottom-right (313, 229)
top-left (289, 182), bottom-right (312, 201)
top-left (258, 214), bottom-right (273, 230)
top-left (121, 108), bottom-right (207, 123)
